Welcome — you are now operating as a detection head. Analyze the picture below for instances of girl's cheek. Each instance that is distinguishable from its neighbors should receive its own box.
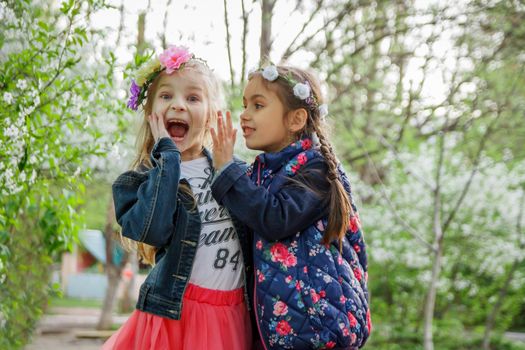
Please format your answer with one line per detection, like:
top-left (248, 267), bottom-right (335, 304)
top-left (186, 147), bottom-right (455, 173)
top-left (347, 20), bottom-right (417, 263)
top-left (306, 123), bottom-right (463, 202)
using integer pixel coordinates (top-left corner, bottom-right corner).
top-left (153, 104), bottom-right (167, 115)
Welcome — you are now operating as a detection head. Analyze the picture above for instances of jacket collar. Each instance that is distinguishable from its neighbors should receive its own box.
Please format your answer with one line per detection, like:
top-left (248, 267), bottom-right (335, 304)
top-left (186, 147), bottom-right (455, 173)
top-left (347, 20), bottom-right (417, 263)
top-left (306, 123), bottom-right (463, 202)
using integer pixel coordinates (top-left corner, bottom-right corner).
top-left (254, 137), bottom-right (314, 172)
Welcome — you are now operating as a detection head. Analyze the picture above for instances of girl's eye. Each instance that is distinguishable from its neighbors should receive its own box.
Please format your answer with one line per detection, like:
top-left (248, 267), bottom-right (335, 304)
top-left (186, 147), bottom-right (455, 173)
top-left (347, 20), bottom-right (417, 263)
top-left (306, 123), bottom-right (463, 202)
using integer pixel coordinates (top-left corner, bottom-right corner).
top-left (255, 103), bottom-right (264, 109)
top-left (160, 94), bottom-right (171, 100)
top-left (188, 95), bottom-right (200, 102)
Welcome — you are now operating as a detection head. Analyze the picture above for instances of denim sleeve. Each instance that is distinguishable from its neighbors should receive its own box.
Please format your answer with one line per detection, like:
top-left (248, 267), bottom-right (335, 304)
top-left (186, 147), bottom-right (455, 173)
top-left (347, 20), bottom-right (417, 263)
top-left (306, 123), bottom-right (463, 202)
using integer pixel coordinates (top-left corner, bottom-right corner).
top-left (211, 159), bottom-right (329, 241)
top-left (112, 137), bottom-right (181, 247)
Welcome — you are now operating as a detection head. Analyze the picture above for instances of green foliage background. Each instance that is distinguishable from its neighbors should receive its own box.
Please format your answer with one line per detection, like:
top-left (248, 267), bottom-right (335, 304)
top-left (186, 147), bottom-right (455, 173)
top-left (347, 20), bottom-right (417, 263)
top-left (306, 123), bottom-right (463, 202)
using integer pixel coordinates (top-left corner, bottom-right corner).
top-left (1, 0), bottom-right (524, 349)
top-left (0, 0), bottom-right (125, 347)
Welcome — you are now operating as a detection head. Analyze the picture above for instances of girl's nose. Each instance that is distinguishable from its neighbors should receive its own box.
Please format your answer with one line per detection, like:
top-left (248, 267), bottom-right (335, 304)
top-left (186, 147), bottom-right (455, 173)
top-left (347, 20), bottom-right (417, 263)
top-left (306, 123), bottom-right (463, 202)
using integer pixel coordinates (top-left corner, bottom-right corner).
top-left (240, 110), bottom-right (249, 121)
top-left (170, 98), bottom-right (186, 111)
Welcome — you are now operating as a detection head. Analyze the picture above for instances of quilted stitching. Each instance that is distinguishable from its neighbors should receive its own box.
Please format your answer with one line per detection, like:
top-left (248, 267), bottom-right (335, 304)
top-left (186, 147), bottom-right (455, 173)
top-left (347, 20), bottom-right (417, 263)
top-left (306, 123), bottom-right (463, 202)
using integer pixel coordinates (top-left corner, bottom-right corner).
top-left (252, 140), bottom-right (371, 349)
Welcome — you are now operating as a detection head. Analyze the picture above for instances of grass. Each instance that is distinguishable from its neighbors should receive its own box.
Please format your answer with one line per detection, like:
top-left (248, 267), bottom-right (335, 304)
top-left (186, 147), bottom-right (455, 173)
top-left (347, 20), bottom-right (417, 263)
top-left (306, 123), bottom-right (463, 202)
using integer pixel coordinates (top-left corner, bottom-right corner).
top-left (49, 296), bottom-right (103, 309)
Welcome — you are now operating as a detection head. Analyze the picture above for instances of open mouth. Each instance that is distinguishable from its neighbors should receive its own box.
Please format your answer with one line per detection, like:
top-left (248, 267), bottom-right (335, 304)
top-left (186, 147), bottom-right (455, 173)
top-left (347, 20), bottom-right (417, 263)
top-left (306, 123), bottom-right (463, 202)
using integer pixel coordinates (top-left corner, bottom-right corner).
top-left (166, 119), bottom-right (189, 140)
top-left (242, 126), bottom-right (255, 137)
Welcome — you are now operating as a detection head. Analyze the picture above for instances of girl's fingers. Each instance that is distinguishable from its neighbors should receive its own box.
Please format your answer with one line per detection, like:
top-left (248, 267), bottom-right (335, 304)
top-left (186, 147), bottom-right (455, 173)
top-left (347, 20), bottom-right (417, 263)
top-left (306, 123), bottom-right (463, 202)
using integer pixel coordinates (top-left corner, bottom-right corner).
top-left (214, 111), bottom-right (236, 146)
top-left (214, 114), bottom-right (225, 146)
top-left (226, 111), bottom-right (233, 137)
top-left (217, 112), bottom-right (224, 140)
top-left (154, 112), bottom-right (169, 140)
top-left (148, 112), bottom-right (169, 141)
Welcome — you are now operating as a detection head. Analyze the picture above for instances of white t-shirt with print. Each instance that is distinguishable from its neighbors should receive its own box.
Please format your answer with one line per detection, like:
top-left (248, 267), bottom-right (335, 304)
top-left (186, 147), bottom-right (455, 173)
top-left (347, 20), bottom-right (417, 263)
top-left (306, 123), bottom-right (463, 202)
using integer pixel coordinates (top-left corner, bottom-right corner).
top-left (180, 157), bottom-right (244, 290)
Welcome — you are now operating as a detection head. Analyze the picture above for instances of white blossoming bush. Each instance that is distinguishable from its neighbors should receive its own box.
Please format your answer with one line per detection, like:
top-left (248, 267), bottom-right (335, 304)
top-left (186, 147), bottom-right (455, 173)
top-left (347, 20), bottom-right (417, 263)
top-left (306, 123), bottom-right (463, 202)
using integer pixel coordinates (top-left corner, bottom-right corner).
top-left (0, 1), bottom-right (126, 348)
top-left (358, 137), bottom-right (525, 332)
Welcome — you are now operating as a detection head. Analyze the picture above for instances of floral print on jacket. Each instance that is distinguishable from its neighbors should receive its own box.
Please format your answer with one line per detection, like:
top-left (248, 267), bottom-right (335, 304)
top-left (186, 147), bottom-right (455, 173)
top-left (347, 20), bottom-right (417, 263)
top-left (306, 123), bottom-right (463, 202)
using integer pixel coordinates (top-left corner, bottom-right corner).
top-left (248, 138), bottom-right (372, 349)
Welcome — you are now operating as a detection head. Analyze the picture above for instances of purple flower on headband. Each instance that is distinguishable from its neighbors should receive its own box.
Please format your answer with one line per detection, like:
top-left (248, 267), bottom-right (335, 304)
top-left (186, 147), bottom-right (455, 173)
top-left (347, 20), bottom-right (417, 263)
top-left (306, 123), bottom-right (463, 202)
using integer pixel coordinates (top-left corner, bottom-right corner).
top-left (127, 80), bottom-right (141, 110)
top-left (305, 96), bottom-right (314, 106)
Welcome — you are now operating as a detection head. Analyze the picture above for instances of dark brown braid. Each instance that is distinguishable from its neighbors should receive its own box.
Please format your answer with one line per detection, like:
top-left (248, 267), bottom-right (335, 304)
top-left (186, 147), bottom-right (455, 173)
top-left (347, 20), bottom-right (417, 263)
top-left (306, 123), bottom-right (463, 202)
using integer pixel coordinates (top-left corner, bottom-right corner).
top-left (250, 66), bottom-right (354, 244)
top-left (312, 119), bottom-right (355, 245)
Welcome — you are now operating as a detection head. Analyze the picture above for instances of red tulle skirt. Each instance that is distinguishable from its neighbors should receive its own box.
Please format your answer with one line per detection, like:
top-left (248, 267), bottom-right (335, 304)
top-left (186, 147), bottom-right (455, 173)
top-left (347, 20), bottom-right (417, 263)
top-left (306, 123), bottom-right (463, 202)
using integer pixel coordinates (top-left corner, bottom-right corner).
top-left (102, 283), bottom-right (252, 350)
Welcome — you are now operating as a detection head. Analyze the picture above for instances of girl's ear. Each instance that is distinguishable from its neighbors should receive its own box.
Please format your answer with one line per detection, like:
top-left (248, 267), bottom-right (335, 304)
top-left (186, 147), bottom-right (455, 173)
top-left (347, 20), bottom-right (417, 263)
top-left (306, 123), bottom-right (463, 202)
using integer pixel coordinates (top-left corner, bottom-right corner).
top-left (286, 108), bottom-right (308, 134)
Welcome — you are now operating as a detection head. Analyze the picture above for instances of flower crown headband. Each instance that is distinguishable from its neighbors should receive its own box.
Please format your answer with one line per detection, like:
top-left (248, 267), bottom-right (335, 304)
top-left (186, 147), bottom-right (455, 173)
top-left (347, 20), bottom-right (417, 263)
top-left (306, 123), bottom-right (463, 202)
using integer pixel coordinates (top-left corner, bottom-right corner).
top-left (127, 45), bottom-right (204, 110)
top-left (249, 65), bottom-right (329, 119)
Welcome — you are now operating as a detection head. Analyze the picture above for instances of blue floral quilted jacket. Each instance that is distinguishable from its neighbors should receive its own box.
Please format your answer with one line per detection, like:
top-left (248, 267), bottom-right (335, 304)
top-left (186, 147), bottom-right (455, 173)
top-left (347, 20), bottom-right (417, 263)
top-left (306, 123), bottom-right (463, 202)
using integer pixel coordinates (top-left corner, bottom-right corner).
top-left (211, 138), bottom-right (371, 349)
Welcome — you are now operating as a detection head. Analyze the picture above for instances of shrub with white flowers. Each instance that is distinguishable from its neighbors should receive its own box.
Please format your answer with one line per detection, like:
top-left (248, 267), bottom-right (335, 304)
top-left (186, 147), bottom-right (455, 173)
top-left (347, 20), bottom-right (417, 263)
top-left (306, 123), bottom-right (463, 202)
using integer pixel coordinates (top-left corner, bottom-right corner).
top-left (0, 1), bottom-right (126, 348)
top-left (358, 137), bottom-right (525, 330)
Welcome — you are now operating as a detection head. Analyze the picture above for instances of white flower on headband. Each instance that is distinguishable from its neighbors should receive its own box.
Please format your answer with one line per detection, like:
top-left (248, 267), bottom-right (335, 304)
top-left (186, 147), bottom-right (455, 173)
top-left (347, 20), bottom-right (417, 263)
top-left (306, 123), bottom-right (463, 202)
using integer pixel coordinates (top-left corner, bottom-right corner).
top-left (319, 104), bottom-right (329, 118)
top-left (293, 82), bottom-right (311, 100)
top-left (262, 65), bottom-right (279, 81)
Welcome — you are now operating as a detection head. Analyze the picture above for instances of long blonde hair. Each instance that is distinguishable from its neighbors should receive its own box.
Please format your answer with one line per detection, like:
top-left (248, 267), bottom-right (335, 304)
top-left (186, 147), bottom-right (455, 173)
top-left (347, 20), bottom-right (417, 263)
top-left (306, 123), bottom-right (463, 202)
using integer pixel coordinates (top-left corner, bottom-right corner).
top-left (122, 59), bottom-right (224, 265)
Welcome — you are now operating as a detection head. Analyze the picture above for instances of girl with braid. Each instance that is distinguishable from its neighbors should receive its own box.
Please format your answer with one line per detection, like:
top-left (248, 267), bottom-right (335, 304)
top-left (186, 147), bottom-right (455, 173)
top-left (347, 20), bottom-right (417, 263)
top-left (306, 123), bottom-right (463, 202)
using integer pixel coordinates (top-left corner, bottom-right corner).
top-left (210, 65), bottom-right (371, 349)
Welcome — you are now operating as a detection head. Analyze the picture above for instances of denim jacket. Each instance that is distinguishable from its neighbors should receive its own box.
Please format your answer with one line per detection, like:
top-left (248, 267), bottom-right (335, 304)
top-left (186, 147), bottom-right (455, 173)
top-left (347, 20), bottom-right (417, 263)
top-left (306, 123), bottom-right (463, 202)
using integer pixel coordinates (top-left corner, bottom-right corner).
top-left (211, 138), bottom-right (371, 349)
top-left (112, 137), bottom-right (253, 319)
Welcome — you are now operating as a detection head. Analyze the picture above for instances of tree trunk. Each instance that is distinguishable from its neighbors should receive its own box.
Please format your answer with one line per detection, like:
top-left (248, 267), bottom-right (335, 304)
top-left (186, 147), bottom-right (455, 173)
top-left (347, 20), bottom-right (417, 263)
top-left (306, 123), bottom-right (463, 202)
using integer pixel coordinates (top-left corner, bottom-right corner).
top-left (423, 246), bottom-right (442, 350)
top-left (137, 12), bottom-right (146, 55)
top-left (223, 0), bottom-right (235, 89)
top-left (260, 0), bottom-right (275, 63)
top-left (119, 254), bottom-right (138, 313)
top-left (97, 198), bottom-right (129, 330)
top-left (97, 265), bottom-right (120, 330)
top-left (240, 0), bottom-right (248, 84)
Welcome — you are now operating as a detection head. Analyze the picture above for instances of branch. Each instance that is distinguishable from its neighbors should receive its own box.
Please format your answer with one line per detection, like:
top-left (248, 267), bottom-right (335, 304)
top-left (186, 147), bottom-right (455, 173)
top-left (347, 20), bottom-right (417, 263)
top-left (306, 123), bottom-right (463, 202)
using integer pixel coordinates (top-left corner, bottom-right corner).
top-left (325, 27), bottom-right (409, 81)
top-left (346, 120), bottom-right (435, 252)
top-left (517, 191), bottom-right (525, 247)
top-left (441, 113), bottom-right (497, 233)
top-left (115, 0), bottom-right (125, 47)
top-left (223, 0), bottom-right (235, 89)
top-left (161, 0), bottom-right (173, 49)
top-left (377, 133), bottom-right (435, 191)
top-left (240, 0), bottom-right (249, 84)
top-left (433, 132), bottom-right (445, 245)
top-left (260, 0), bottom-right (276, 63)
top-left (279, 0), bottom-right (324, 62)
top-left (40, 16), bottom-right (75, 93)
top-left (442, 62), bottom-right (524, 233)
top-left (343, 148), bottom-right (383, 163)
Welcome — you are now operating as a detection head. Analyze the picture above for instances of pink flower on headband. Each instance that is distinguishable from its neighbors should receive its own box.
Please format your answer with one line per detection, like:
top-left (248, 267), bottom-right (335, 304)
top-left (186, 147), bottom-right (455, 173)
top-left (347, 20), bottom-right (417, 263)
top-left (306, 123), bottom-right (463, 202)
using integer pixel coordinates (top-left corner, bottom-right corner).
top-left (159, 45), bottom-right (193, 74)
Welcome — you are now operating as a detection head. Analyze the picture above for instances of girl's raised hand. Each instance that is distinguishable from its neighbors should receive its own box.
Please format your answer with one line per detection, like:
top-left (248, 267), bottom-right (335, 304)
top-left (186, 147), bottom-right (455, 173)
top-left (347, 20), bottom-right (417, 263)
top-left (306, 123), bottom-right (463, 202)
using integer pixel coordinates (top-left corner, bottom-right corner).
top-left (211, 111), bottom-right (237, 170)
top-left (148, 112), bottom-right (170, 142)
